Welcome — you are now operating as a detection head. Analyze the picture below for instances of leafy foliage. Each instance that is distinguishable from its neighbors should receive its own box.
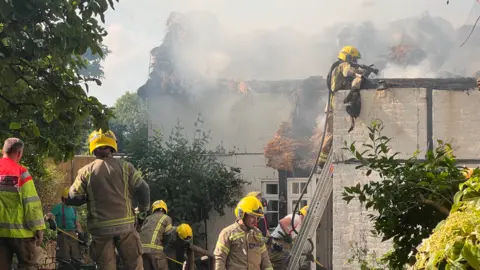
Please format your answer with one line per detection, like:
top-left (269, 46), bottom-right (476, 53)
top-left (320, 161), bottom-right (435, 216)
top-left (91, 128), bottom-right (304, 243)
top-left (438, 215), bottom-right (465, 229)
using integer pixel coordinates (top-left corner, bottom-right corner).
top-left (127, 120), bottom-right (248, 228)
top-left (78, 45), bottom-right (110, 79)
top-left (35, 159), bottom-right (66, 213)
top-left (109, 91), bottom-right (149, 153)
top-left (414, 169), bottom-right (480, 269)
top-left (342, 120), bottom-right (466, 269)
top-left (0, 0), bottom-right (117, 176)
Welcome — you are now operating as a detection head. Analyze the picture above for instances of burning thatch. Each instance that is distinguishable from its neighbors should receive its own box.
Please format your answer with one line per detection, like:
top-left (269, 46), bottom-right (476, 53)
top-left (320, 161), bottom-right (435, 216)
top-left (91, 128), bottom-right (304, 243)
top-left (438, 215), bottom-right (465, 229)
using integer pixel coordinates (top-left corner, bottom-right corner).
top-left (264, 122), bottom-right (297, 172)
top-left (264, 80), bottom-right (325, 172)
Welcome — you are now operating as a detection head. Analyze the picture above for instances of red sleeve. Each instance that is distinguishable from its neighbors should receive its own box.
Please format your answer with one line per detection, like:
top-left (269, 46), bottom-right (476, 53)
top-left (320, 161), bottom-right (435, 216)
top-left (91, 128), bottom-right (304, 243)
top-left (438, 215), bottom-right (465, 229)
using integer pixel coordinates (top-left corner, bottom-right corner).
top-left (18, 166), bottom-right (32, 187)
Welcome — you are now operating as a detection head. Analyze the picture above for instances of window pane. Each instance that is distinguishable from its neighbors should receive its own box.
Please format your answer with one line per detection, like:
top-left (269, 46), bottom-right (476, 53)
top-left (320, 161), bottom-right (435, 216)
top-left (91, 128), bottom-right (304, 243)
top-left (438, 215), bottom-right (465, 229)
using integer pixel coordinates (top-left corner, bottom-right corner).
top-left (292, 200), bottom-right (308, 211)
top-left (266, 184), bottom-right (278, 195)
top-left (267, 200), bottom-right (279, 211)
top-left (300, 182), bottom-right (308, 194)
top-left (292, 183), bottom-right (299, 194)
top-left (267, 213), bottom-right (279, 229)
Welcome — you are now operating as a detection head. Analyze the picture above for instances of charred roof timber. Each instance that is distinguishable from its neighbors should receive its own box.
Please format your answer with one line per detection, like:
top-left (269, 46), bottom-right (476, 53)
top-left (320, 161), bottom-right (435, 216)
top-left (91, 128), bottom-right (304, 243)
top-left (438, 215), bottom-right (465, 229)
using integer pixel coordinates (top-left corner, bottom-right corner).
top-left (138, 77), bottom-right (477, 99)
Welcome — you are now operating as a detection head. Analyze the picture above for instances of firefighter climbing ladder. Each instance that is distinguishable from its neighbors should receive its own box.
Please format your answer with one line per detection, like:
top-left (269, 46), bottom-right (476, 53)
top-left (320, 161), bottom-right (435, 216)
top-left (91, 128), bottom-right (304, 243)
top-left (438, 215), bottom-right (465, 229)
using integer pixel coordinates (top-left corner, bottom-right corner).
top-left (286, 147), bottom-right (334, 270)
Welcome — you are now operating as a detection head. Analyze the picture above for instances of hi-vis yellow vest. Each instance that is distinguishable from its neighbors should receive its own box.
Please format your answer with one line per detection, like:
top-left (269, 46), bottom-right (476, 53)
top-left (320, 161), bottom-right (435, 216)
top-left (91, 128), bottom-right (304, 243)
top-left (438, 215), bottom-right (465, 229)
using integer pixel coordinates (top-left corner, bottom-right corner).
top-left (0, 157), bottom-right (46, 238)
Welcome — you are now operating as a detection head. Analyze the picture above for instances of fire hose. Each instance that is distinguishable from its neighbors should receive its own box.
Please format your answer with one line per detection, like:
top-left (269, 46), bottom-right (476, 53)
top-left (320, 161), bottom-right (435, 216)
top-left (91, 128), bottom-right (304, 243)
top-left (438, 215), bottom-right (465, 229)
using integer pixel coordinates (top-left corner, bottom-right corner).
top-left (46, 216), bottom-right (186, 266)
top-left (281, 79), bottom-right (334, 268)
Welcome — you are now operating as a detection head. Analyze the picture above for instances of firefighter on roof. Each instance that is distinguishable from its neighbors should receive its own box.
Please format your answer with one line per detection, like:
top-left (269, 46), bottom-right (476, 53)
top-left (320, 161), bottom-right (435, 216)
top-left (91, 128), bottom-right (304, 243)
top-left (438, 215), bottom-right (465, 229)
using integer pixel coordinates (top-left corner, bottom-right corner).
top-left (139, 200), bottom-right (174, 270)
top-left (320, 46), bottom-right (364, 168)
top-left (0, 138), bottom-right (46, 270)
top-left (65, 129), bottom-right (151, 270)
top-left (214, 195), bottom-right (273, 270)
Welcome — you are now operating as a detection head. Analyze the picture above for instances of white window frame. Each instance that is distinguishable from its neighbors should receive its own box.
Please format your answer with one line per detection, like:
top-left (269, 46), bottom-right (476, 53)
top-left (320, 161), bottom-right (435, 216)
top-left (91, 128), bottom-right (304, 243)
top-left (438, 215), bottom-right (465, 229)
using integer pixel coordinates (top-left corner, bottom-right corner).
top-left (261, 181), bottom-right (280, 231)
top-left (287, 178), bottom-right (314, 215)
top-left (286, 177), bottom-right (317, 270)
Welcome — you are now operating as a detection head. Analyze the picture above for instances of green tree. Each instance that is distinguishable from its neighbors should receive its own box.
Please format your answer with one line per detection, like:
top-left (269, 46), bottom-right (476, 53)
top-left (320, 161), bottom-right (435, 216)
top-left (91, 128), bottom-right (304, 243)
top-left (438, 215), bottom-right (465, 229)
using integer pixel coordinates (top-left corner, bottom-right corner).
top-left (0, 0), bottom-right (118, 176)
top-left (109, 91), bottom-right (149, 153)
top-left (79, 45), bottom-right (110, 79)
top-left (127, 120), bottom-right (248, 242)
top-left (414, 168), bottom-right (480, 269)
top-left (342, 120), bottom-right (466, 269)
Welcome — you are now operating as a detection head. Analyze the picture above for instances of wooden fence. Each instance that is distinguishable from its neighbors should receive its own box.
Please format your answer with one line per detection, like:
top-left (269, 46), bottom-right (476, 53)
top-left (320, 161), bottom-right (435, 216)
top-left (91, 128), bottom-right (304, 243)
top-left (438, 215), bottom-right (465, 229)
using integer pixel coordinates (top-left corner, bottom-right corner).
top-left (53, 155), bottom-right (96, 202)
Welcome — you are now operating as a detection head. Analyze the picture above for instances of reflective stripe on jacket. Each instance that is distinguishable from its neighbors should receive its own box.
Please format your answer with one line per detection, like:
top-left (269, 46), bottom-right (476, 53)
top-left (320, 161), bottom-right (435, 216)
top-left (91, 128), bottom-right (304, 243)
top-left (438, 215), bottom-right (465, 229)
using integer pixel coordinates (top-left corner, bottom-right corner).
top-left (70, 157), bottom-right (143, 235)
top-left (0, 157), bottom-right (46, 238)
top-left (139, 211), bottom-right (173, 253)
top-left (326, 61), bottom-right (363, 113)
top-left (214, 221), bottom-right (273, 270)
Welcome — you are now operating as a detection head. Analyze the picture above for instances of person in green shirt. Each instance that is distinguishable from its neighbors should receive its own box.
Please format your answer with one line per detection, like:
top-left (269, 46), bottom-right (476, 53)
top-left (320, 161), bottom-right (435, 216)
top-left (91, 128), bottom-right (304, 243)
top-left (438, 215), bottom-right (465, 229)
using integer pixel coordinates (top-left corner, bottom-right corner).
top-left (46, 188), bottom-right (83, 262)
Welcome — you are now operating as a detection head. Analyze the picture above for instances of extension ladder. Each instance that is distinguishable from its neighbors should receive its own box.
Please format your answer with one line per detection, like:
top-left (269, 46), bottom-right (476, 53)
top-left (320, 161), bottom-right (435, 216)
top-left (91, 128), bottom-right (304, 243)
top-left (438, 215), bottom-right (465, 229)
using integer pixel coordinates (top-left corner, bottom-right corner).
top-left (286, 147), bottom-right (334, 270)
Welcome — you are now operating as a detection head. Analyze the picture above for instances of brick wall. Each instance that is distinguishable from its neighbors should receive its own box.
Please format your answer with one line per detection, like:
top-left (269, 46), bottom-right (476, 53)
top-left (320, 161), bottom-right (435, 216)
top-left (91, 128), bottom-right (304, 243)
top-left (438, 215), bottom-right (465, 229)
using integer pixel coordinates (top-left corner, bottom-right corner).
top-left (331, 87), bottom-right (480, 268)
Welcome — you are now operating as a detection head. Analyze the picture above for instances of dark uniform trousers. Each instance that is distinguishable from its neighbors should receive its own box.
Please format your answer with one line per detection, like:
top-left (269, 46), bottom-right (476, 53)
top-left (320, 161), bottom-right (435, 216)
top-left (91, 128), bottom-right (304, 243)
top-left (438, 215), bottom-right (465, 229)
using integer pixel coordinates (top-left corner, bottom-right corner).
top-left (0, 237), bottom-right (38, 270)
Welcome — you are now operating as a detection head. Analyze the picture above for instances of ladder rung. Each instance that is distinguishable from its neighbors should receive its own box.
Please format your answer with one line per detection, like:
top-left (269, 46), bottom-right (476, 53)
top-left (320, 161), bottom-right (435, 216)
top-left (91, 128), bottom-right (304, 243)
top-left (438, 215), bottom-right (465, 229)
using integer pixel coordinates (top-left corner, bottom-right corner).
top-left (286, 147), bottom-right (334, 270)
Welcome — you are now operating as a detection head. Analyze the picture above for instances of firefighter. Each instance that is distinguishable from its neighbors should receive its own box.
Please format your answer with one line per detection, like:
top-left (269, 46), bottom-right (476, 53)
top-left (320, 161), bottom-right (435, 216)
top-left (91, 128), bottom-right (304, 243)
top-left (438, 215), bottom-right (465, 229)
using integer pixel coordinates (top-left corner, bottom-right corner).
top-left (163, 223), bottom-right (194, 270)
top-left (246, 191), bottom-right (270, 237)
top-left (268, 205), bottom-right (309, 270)
top-left (0, 138), bottom-right (46, 270)
top-left (46, 188), bottom-right (84, 263)
top-left (319, 46), bottom-right (364, 169)
top-left (139, 200), bottom-right (174, 270)
top-left (65, 129), bottom-right (151, 270)
top-left (214, 195), bottom-right (273, 270)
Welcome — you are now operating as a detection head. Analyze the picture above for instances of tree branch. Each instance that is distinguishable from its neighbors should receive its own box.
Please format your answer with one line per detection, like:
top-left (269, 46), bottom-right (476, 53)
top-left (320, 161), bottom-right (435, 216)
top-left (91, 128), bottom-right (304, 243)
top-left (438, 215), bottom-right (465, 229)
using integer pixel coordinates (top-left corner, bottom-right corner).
top-left (418, 193), bottom-right (450, 216)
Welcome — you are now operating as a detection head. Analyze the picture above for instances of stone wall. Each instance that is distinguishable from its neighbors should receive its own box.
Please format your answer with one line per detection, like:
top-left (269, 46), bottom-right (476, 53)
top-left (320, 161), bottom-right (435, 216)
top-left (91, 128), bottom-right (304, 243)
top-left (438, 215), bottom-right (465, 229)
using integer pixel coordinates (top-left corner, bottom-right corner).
top-left (331, 84), bottom-right (479, 268)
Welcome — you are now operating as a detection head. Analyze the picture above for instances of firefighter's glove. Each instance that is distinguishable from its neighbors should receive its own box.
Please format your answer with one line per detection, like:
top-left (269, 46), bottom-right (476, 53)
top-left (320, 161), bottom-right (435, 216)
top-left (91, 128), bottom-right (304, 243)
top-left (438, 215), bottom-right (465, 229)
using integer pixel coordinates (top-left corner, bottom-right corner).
top-left (138, 212), bottom-right (147, 222)
top-left (137, 211), bottom-right (147, 227)
top-left (283, 234), bottom-right (293, 244)
top-left (78, 232), bottom-right (88, 245)
top-left (47, 219), bottom-right (57, 230)
top-left (272, 243), bottom-right (283, 252)
top-left (304, 252), bottom-right (315, 262)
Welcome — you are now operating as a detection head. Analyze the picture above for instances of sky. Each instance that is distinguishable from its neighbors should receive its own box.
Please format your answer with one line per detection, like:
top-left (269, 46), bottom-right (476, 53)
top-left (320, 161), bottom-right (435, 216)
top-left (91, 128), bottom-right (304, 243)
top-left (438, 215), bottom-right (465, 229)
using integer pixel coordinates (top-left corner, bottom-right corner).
top-left (88, 0), bottom-right (480, 106)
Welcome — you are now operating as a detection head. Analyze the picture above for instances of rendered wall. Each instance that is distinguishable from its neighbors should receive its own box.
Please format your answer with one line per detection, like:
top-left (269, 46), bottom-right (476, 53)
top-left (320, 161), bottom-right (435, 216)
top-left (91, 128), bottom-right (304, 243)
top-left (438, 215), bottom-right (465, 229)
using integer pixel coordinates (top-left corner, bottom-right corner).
top-left (331, 86), bottom-right (480, 269)
top-left (147, 92), bottom-right (293, 252)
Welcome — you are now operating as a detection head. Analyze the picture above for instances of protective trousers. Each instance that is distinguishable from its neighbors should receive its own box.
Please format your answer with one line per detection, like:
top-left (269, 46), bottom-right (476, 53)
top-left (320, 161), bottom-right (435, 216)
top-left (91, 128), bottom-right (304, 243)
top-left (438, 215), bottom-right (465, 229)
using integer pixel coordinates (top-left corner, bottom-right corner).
top-left (142, 253), bottom-right (168, 270)
top-left (89, 229), bottom-right (143, 270)
top-left (267, 238), bottom-right (291, 270)
top-left (0, 237), bottom-right (38, 270)
top-left (56, 232), bottom-right (81, 260)
top-left (318, 112), bottom-right (333, 169)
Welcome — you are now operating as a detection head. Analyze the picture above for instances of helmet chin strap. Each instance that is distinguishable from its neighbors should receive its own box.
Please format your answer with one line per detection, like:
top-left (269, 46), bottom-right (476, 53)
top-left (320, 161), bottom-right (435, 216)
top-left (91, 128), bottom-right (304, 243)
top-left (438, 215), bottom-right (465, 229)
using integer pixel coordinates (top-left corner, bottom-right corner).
top-left (242, 216), bottom-right (254, 230)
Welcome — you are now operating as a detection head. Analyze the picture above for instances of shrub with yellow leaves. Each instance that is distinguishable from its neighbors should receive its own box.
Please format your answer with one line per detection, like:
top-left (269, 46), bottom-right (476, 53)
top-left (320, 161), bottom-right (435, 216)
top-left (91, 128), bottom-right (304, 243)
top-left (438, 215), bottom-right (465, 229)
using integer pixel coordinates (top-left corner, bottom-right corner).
top-left (414, 168), bottom-right (480, 270)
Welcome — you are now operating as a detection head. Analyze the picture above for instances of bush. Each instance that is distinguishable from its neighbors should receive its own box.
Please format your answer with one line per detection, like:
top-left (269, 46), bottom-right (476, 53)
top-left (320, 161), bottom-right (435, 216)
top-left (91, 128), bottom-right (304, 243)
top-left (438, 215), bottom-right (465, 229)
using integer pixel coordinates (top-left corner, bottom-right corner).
top-left (342, 120), bottom-right (466, 268)
top-left (128, 120), bottom-right (248, 243)
top-left (34, 159), bottom-right (66, 213)
top-left (414, 169), bottom-right (480, 269)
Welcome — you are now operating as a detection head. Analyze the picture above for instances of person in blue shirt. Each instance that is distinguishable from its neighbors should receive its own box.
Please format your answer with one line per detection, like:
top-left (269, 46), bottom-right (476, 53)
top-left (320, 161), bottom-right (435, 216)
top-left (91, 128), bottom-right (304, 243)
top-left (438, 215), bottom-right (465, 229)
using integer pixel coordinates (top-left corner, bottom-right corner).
top-left (46, 188), bottom-right (83, 262)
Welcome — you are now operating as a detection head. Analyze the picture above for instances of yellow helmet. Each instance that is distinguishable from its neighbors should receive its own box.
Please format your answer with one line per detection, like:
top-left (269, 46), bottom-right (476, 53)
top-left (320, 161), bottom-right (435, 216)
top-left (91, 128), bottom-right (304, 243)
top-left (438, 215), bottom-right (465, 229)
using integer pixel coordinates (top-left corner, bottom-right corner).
top-left (234, 196), bottom-right (264, 220)
top-left (152, 200), bottom-right (168, 214)
top-left (62, 187), bottom-right (69, 200)
top-left (246, 191), bottom-right (262, 199)
top-left (299, 205), bottom-right (308, 216)
top-left (338, 45), bottom-right (361, 63)
top-left (88, 129), bottom-right (118, 154)
top-left (177, 223), bottom-right (193, 241)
